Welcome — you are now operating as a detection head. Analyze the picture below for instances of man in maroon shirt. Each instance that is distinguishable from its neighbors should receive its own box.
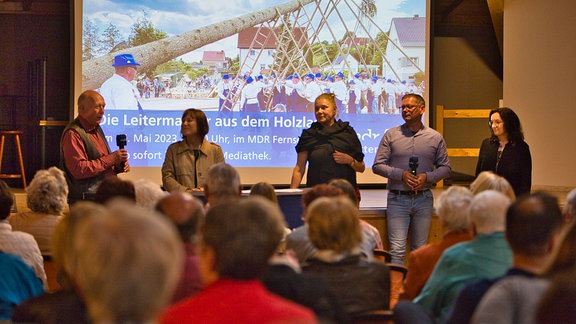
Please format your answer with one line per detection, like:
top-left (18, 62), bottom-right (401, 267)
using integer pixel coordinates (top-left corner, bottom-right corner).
top-left (60, 90), bottom-right (130, 204)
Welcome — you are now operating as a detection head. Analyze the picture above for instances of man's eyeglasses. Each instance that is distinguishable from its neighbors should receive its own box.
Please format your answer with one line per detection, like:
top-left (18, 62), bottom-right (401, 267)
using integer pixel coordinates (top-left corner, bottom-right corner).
top-left (399, 105), bottom-right (421, 110)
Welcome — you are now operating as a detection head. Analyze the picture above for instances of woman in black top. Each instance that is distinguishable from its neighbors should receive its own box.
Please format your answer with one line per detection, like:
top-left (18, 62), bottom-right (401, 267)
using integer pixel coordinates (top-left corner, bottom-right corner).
top-left (290, 93), bottom-right (365, 189)
top-left (475, 107), bottom-right (532, 197)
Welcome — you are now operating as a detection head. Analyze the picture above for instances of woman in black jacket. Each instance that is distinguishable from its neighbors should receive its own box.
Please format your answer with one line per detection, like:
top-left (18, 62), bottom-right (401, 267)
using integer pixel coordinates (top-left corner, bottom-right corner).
top-left (475, 107), bottom-right (532, 197)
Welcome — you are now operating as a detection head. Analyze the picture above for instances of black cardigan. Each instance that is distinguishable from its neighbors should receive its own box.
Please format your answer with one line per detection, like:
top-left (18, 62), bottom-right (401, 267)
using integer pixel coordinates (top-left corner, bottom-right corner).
top-left (475, 138), bottom-right (532, 197)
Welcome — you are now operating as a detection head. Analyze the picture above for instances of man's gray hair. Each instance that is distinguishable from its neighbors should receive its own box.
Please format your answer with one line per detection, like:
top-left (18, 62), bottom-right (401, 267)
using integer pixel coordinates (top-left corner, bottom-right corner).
top-left (205, 163), bottom-right (241, 199)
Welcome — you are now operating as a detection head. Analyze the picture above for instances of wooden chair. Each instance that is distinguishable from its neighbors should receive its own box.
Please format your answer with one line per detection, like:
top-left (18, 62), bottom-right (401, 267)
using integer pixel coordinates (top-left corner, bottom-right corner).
top-left (373, 249), bottom-right (392, 263)
top-left (43, 256), bottom-right (62, 292)
top-left (352, 309), bottom-right (395, 323)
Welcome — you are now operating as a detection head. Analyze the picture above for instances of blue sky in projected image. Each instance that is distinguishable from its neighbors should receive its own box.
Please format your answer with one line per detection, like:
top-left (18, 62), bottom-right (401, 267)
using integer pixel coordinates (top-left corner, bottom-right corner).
top-left (84, 0), bottom-right (426, 62)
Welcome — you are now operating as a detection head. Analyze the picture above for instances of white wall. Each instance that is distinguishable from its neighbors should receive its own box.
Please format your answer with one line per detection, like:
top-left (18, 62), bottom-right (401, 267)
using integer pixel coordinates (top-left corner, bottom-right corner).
top-left (504, 0), bottom-right (576, 189)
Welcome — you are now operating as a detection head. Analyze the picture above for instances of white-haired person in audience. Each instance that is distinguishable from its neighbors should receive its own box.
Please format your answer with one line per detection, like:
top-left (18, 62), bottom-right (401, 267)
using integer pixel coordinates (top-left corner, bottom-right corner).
top-left (156, 192), bottom-right (205, 303)
top-left (71, 200), bottom-right (183, 323)
top-left (134, 178), bottom-right (167, 209)
top-left (447, 191), bottom-right (564, 324)
top-left (161, 197), bottom-right (316, 323)
top-left (303, 196), bottom-right (390, 317)
top-left (395, 190), bottom-right (513, 324)
top-left (401, 186), bottom-right (474, 300)
top-left (203, 162), bottom-right (242, 208)
top-left (9, 166), bottom-right (68, 256)
top-left (0, 180), bottom-right (47, 288)
top-left (12, 202), bottom-right (105, 323)
top-left (470, 171), bottom-right (516, 201)
top-left (471, 197), bottom-right (576, 324)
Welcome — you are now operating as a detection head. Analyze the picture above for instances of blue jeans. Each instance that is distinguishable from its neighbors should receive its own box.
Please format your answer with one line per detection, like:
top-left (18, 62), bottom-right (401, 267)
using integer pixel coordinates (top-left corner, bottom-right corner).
top-left (386, 190), bottom-right (434, 264)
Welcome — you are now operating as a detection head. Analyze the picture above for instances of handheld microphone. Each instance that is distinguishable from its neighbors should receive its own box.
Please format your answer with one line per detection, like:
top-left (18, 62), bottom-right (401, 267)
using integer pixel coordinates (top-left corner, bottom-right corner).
top-left (409, 156), bottom-right (419, 175)
top-left (116, 134), bottom-right (127, 170)
top-left (116, 134), bottom-right (127, 149)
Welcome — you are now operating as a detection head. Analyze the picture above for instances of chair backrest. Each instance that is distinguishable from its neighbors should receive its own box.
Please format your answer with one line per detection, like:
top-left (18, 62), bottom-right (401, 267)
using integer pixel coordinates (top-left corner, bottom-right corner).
top-left (373, 249), bottom-right (391, 263)
top-left (351, 309), bottom-right (394, 324)
top-left (386, 263), bottom-right (408, 280)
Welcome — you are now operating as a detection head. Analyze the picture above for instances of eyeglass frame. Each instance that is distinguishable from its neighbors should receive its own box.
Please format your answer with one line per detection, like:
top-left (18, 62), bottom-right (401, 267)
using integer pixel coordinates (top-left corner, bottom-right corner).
top-left (399, 104), bottom-right (423, 111)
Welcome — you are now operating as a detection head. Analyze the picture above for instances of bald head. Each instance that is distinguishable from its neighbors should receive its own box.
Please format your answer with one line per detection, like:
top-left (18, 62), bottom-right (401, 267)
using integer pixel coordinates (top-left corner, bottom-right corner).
top-left (77, 90), bottom-right (105, 128)
top-left (156, 192), bottom-right (205, 243)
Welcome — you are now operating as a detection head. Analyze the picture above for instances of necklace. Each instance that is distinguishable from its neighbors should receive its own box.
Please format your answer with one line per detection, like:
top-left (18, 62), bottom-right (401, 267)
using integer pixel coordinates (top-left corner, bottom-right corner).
top-left (495, 143), bottom-right (504, 172)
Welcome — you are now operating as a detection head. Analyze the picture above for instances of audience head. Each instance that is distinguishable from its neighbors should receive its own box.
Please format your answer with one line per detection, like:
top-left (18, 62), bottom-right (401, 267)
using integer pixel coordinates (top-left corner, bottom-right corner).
top-left (506, 192), bottom-right (564, 257)
top-left (328, 178), bottom-right (359, 207)
top-left (203, 163), bottom-right (241, 205)
top-left (93, 177), bottom-right (136, 205)
top-left (436, 185), bottom-right (473, 233)
top-left (469, 190), bottom-right (511, 235)
top-left (563, 188), bottom-right (576, 224)
top-left (51, 201), bottom-right (108, 290)
top-left (0, 180), bottom-right (14, 220)
top-left (26, 166), bottom-right (69, 214)
top-left (470, 171), bottom-right (516, 201)
top-left (249, 182), bottom-right (278, 205)
top-left (306, 196), bottom-right (362, 254)
top-left (302, 183), bottom-right (344, 211)
top-left (134, 178), bottom-right (166, 209)
top-left (156, 192), bottom-right (205, 243)
top-left (71, 200), bottom-right (182, 323)
top-left (200, 197), bottom-right (285, 283)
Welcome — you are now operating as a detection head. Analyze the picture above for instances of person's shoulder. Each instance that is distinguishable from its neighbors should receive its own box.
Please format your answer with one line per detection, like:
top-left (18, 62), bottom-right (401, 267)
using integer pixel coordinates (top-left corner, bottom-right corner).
top-left (512, 139), bottom-right (530, 149)
top-left (166, 140), bottom-right (186, 151)
top-left (384, 124), bottom-right (402, 134)
top-left (206, 141), bottom-right (222, 149)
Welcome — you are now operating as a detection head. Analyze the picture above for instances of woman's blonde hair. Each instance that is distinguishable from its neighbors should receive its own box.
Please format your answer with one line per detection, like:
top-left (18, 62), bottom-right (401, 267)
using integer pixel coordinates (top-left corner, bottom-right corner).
top-left (470, 171), bottom-right (516, 201)
top-left (307, 196), bottom-right (362, 253)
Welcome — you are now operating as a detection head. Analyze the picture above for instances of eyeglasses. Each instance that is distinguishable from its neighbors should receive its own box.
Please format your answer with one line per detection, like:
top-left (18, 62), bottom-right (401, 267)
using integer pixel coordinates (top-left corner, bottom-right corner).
top-left (399, 105), bottom-right (421, 110)
top-left (488, 120), bottom-right (503, 126)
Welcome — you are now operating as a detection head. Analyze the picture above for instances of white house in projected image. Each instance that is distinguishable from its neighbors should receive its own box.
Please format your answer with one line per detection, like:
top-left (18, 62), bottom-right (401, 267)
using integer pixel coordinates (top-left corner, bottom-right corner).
top-left (237, 27), bottom-right (308, 75)
top-left (384, 15), bottom-right (426, 82)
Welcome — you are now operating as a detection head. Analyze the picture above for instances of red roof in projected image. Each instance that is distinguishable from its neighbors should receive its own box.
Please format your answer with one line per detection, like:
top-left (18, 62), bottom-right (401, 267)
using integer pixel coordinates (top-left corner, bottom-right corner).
top-left (237, 27), bottom-right (308, 49)
top-left (202, 51), bottom-right (226, 62)
top-left (391, 16), bottom-right (426, 47)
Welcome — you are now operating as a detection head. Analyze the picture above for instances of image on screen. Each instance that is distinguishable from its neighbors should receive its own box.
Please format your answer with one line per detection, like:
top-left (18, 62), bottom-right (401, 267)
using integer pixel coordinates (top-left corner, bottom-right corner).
top-left (82, 0), bottom-right (427, 183)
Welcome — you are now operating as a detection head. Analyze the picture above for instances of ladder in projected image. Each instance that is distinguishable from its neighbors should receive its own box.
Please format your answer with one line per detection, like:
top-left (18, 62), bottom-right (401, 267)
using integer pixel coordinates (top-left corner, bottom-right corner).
top-left (229, 0), bottom-right (425, 111)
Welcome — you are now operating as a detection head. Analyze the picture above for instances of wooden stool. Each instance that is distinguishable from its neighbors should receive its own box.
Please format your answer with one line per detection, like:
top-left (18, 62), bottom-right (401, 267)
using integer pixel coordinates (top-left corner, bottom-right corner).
top-left (0, 130), bottom-right (27, 188)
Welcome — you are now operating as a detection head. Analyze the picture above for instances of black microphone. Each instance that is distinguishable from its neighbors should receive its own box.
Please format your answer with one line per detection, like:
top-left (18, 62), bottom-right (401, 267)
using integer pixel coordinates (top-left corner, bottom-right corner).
top-left (409, 156), bottom-right (419, 175)
top-left (116, 134), bottom-right (127, 149)
top-left (116, 134), bottom-right (127, 170)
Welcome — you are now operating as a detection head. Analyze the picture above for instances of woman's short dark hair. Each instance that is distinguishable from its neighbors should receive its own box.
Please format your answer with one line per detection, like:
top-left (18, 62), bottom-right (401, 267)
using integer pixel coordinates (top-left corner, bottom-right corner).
top-left (181, 109), bottom-right (209, 140)
top-left (489, 107), bottom-right (524, 143)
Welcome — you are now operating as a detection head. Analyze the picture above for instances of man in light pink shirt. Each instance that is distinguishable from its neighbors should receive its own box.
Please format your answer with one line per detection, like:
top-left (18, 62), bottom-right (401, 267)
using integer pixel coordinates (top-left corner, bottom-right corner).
top-left (60, 90), bottom-right (130, 204)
